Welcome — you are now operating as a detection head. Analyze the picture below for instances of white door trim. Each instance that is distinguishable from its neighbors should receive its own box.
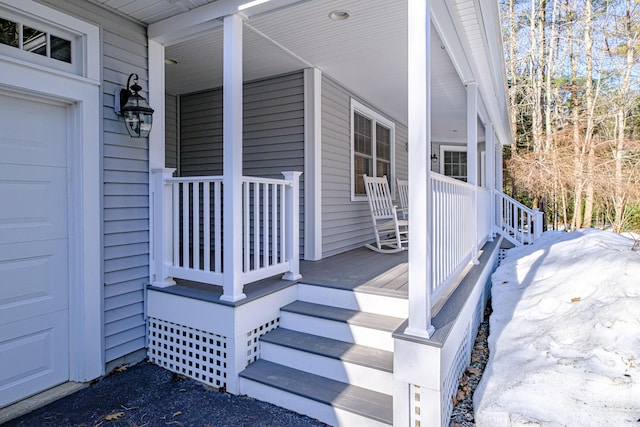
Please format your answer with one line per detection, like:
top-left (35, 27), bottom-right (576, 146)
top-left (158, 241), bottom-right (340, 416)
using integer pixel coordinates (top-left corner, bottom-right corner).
top-left (0, 1), bottom-right (102, 383)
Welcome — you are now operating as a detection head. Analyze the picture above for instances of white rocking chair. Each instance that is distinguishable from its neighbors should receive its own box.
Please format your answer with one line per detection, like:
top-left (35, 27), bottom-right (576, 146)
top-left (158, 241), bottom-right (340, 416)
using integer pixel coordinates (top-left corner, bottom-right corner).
top-left (396, 178), bottom-right (409, 220)
top-left (363, 174), bottom-right (408, 253)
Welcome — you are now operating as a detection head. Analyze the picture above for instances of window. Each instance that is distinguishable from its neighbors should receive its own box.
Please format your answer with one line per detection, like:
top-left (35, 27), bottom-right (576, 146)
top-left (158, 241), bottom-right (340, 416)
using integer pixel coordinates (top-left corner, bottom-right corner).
top-left (440, 145), bottom-right (467, 182)
top-left (0, 12), bottom-right (77, 74)
top-left (351, 100), bottom-right (395, 200)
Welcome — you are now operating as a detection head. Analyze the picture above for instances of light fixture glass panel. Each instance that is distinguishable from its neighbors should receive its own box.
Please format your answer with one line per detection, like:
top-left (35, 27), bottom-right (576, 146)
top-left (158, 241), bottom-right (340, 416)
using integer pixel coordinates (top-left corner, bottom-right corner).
top-left (51, 35), bottom-right (71, 63)
top-left (23, 26), bottom-right (46, 56)
top-left (0, 18), bottom-right (19, 48)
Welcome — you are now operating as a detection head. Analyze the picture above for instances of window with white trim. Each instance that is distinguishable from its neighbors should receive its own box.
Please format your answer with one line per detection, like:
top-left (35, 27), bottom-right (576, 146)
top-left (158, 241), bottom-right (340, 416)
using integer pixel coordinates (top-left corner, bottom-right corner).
top-left (440, 145), bottom-right (467, 182)
top-left (351, 99), bottom-right (395, 200)
top-left (0, 10), bottom-right (80, 75)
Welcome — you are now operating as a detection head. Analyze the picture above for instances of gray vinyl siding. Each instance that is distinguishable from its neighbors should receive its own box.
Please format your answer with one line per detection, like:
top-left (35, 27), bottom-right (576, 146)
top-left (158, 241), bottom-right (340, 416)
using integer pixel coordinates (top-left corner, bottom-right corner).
top-left (180, 89), bottom-right (223, 176)
top-left (179, 72), bottom-right (305, 257)
top-left (42, 0), bottom-right (149, 364)
top-left (321, 75), bottom-right (408, 257)
top-left (165, 94), bottom-right (178, 170)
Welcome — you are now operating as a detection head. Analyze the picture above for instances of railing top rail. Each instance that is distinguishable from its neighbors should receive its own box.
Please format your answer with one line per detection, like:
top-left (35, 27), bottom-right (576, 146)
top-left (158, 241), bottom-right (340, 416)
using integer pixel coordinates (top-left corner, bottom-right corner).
top-left (165, 175), bottom-right (224, 183)
top-left (163, 175), bottom-right (294, 186)
top-left (430, 171), bottom-right (476, 190)
top-left (243, 176), bottom-right (293, 186)
top-left (494, 189), bottom-right (536, 214)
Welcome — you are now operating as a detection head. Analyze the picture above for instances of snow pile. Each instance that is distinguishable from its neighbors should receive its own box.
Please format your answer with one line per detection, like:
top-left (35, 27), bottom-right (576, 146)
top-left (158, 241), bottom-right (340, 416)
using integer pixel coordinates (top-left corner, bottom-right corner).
top-left (474, 229), bottom-right (640, 426)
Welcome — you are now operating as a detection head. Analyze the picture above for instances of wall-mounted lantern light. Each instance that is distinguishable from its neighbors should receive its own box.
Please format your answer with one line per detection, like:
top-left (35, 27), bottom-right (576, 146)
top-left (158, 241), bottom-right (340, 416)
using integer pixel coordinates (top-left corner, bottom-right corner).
top-left (431, 153), bottom-right (438, 162)
top-left (114, 73), bottom-right (154, 138)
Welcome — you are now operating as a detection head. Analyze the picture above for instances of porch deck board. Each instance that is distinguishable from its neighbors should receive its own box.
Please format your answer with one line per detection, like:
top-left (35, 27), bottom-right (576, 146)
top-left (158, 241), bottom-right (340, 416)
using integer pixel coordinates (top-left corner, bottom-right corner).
top-left (240, 360), bottom-right (393, 425)
top-left (152, 247), bottom-right (408, 305)
top-left (261, 328), bottom-right (393, 372)
top-left (299, 247), bottom-right (407, 298)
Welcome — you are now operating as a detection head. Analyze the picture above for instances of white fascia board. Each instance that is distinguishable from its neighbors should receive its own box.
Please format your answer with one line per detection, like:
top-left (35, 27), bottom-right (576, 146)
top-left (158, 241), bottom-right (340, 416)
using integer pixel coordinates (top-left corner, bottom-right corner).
top-left (430, 0), bottom-right (474, 84)
top-left (148, 0), bottom-right (307, 45)
top-left (440, 0), bottom-right (512, 147)
top-left (469, 0), bottom-right (512, 146)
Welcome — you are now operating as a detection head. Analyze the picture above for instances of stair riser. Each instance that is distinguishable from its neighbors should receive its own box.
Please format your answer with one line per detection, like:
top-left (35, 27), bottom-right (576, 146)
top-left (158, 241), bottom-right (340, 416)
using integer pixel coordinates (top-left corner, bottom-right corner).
top-left (260, 342), bottom-right (393, 394)
top-left (279, 312), bottom-right (394, 351)
top-left (239, 378), bottom-right (391, 427)
top-left (297, 284), bottom-right (408, 318)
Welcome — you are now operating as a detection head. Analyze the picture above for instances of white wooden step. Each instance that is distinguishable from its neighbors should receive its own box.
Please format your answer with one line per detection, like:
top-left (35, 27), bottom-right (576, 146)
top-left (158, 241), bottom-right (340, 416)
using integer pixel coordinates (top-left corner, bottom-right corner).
top-left (297, 283), bottom-right (408, 318)
top-left (260, 328), bottom-right (393, 394)
top-left (239, 360), bottom-right (392, 426)
top-left (279, 301), bottom-right (404, 352)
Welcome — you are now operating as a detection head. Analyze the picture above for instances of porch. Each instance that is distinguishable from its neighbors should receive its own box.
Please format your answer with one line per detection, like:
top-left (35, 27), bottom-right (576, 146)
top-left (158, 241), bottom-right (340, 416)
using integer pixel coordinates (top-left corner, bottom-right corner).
top-left (147, 237), bottom-right (501, 426)
top-left (152, 246), bottom-right (408, 305)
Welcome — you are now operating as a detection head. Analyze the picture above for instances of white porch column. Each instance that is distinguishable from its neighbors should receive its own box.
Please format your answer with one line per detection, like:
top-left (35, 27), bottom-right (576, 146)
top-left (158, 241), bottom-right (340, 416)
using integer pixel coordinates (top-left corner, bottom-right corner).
top-left (405, 0), bottom-right (434, 339)
top-left (495, 136), bottom-right (503, 190)
top-left (148, 40), bottom-right (171, 285)
top-left (495, 135), bottom-right (504, 229)
top-left (221, 13), bottom-right (246, 302)
top-left (282, 171), bottom-right (303, 280)
top-left (151, 168), bottom-right (177, 287)
top-left (486, 125), bottom-right (496, 240)
top-left (148, 39), bottom-right (166, 169)
top-left (467, 83), bottom-right (479, 264)
top-left (303, 68), bottom-right (323, 261)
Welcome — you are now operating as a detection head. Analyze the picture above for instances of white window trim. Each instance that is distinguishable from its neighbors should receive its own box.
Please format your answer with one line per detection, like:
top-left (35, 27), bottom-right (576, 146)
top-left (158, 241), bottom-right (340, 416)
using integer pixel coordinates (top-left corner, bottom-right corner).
top-left (1, 0), bottom-right (99, 80)
top-left (350, 99), bottom-right (396, 202)
top-left (439, 144), bottom-right (467, 180)
top-left (1, 0), bottom-right (102, 383)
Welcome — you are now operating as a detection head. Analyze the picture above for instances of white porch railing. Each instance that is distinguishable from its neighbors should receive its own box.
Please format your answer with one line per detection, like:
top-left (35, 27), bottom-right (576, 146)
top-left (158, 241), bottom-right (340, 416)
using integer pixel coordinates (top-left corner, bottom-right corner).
top-left (494, 190), bottom-right (543, 246)
top-left (429, 175), bottom-right (495, 303)
top-left (477, 187), bottom-right (492, 245)
top-left (430, 173), bottom-right (476, 301)
top-left (151, 169), bottom-right (301, 296)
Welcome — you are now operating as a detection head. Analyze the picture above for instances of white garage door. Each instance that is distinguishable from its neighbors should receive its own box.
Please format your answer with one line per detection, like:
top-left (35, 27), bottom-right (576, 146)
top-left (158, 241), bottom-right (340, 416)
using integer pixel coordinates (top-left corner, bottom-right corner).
top-left (0, 92), bottom-right (70, 407)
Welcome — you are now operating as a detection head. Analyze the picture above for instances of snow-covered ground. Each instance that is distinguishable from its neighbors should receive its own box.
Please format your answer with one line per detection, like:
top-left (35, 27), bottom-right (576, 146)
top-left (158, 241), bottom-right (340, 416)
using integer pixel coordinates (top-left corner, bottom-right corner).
top-left (474, 229), bottom-right (640, 426)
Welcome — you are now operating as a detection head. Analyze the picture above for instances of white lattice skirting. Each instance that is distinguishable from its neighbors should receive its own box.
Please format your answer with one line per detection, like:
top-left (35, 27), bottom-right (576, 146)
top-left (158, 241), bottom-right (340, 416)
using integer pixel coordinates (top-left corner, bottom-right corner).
top-left (148, 317), bottom-right (229, 389)
top-left (148, 316), bottom-right (281, 391)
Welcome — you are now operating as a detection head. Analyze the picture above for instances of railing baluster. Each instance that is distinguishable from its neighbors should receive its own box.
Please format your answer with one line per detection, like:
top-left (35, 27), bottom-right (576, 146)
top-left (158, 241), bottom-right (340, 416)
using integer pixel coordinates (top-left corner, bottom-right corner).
top-left (280, 183), bottom-right (286, 265)
top-left (203, 181), bottom-right (210, 272)
top-left (272, 184), bottom-right (278, 264)
top-left (243, 181), bottom-right (250, 273)
top-left (263, 183), bottom-right (269, 269)
top-left (253, 182), bottom-right (260, 270)
top-left (214, 181), bottom-right (221, 273)
top-left (172, 182), bottom-right (179, 269)
top-left (182, 182), bottom-right (189, 268)
top-left (193, 182), bottom-right (200, 270)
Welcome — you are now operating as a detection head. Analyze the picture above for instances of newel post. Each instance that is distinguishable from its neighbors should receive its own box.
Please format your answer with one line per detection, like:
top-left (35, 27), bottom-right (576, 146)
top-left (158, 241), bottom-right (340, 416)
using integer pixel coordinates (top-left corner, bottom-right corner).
top-left (282, 171), bottom-right (303, 281)
top-left (533, 208), bottom-right (543, 241)
top-left (151, 168), bottom-right (176, 288)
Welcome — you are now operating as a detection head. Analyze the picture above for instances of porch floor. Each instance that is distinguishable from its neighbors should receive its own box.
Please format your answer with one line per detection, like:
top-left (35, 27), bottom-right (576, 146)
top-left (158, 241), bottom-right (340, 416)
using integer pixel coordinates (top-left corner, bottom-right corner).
top-left (149, 247), bottom-right (408, 307)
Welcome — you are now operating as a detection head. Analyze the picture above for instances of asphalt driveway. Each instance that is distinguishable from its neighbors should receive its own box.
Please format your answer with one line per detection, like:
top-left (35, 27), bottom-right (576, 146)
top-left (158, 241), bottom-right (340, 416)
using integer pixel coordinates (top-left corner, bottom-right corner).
top-left (5, 361), bottom-right (329, 427)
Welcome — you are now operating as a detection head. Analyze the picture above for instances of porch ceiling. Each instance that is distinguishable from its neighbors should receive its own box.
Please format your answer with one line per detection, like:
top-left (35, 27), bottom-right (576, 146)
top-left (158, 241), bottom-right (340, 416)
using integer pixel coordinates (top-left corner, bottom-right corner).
top-left (95, 0), bottom-right (470, 140)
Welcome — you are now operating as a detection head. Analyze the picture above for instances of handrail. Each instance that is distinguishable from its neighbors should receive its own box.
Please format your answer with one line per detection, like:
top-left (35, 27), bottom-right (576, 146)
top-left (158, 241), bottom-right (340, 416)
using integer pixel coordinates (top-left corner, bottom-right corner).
top-left (430, 171), bottom-right (476, 190)
top-left (494, 190), bottom-right (543, 246)
top-left (165, 175), bottom-right (224, 182)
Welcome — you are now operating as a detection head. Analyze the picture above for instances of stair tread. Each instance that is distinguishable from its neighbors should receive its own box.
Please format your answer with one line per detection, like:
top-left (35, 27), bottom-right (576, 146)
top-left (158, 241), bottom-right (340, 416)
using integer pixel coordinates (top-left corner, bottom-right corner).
top-left (261, 328), bottom-right (393, 373)
top-left (281, 301), bottom-right (405, 332)
top-left (240, 360), bottom-right (392, 425)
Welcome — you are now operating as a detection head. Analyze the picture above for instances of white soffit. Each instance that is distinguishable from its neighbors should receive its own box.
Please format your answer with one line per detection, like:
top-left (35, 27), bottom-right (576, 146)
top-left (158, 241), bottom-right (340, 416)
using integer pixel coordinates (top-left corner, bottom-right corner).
top-left (163, 0), bottom-right (467, 129)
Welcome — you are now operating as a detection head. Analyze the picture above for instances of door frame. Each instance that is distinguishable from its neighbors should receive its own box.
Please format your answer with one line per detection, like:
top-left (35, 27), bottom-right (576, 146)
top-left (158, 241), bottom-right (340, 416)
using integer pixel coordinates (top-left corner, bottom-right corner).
top-left (0, 0), bottom-right (103, 383)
